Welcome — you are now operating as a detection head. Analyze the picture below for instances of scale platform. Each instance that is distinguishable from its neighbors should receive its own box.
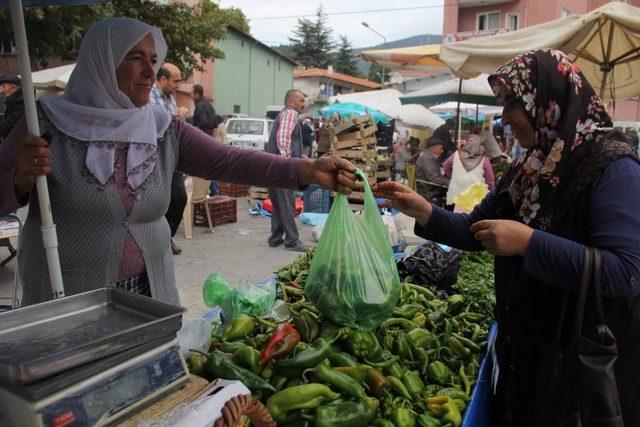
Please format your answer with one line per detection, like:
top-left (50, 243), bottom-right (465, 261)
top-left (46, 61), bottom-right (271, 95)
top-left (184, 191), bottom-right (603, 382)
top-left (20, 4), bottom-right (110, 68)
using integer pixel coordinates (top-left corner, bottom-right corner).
top-left (0, 339), bottom-right (189, 426)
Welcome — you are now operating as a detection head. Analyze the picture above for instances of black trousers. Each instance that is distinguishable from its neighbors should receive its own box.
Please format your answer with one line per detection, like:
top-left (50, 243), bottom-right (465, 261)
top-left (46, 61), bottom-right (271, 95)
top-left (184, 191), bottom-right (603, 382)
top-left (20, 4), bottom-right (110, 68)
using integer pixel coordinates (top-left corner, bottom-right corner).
top-left (165, 171), bottom-right (187, 237)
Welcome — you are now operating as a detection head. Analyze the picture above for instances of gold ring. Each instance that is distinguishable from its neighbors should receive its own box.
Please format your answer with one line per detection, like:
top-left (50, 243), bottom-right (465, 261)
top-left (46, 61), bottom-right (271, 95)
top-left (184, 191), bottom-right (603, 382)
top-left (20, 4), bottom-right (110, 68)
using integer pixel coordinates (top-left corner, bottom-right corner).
top-left (34, 157), bottom-right (39, 167)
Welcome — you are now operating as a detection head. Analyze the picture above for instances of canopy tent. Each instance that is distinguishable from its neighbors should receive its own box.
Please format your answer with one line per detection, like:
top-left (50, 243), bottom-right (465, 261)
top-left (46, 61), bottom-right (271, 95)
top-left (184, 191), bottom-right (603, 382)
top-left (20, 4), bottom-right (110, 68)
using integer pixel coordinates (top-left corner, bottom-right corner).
top-left (439, 2), bottom-right (640, 101)
top-left (318, 102), bottom-right (390, 124)
top-left (399, 74), bottom-right (499, 106)
top-left (360, 44), bottom-right (448, 72)
top-left (328, 89), bottom-right (444, 129)
top-left (0, 0), bottom-right (107, 301)
top-left (30, 63), bottom-right (74, 90)
top-left (429, 101), bottom-right (502, 117)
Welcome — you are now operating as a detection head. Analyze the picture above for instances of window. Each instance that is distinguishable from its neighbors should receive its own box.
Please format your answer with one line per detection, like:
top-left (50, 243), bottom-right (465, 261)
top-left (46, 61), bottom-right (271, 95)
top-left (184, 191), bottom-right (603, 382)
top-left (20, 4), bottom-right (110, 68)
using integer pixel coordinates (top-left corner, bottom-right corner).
top-left (561, 8), bottom-right (571, 18)
top-left (477, 12), bottom-right (500, 31)
top-left (506, 13), bottom-right (519, 31)
top-left (227, 120), bottom-right (265, 136)
top-left (233, 105), bottom-right (241, 114)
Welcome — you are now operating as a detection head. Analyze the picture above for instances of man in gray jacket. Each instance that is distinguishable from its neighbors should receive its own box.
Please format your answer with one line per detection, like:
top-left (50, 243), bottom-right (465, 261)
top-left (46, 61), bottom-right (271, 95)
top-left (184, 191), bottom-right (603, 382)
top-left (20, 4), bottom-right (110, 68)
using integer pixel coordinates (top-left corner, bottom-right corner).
top-left (415, 138), bottom-right (450, 207)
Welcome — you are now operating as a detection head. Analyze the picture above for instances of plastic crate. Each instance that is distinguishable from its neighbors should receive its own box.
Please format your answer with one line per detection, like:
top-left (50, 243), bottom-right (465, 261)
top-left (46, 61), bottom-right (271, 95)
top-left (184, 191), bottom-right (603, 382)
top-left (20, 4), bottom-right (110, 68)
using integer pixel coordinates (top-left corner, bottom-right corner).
top-left (217, 181), bottom-right (249, 198)
top-left (194, 196), bottom-right (237, 227)
top-left (303, 185), bottom-right (331, 213)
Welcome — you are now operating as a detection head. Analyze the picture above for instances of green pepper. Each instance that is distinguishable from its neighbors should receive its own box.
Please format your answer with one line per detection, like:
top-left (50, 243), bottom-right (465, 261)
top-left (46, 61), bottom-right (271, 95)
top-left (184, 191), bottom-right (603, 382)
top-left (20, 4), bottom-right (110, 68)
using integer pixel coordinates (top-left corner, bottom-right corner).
top-left (277, 338), bottom-right (332, 370)
top-left (416, 413), bottom-right (441, 427)
top-left (315, 363), bottom-right (365, 398)
top-left (392, 407), bottom-right (415, 427)
top-left (218, 341), bottom-right (246, 353)
top-left (292, 311), bottom-right (320, 343)
top-left (407, 328), bottom-right (432, 349)
top-left (448, 336), bottom-right (471, 360)
top-left (281, 420), bottom-right (312, 427)
top-left (365, 368), bottom-right (390, 395)
top-left (385, 362), bottom-right (405, 379)
top-left (363, 355), bottom-right (399, 368)
top-left (315, 400), bottom-right (375, 427)
top-left (320, 320), bottom-right (341, 340)
top-left (402, 370), bottom-right (425, 397)
top-left (286, 377), bottom-right (305, 388)
top-left (266, 383), bottom-right (340, 423)
top-left (453, 333), bottom-right (482, 353)
top-left (272, 375), bottom-right (289, 391)
top-left (428, 299), bottom-right (446, 311)
top-left (375, 418), bottom-right (395, 427)
top-left (453, 398), bottom-right (466, 412)
top-left (471, 324), bottom-right (482, 342)
top-left (222, 315), bottom-right (254, 341)
top-left (364, 396), bottom-right (380, 414)
top-left (447, 294), bottom-right (465, 314)
top-left (402, 283), bottom-right (436, 299)
top-left (457, 312), bottom-right (484, 322)
top-left (394, 333), bottom-right (414, 361)
top-left (426, 396), bottom-right (462, 427)
top-left (393, 303), bottom-right (424, 319)
top-left (386, 375), bottom-right (412, 400)
top-left (380, 318), bottom-right (419, 331)
top-left (347, 330), bottom-right (382, 359)
top-left (328, 351), bottom-right (358, 367)
top-left (436, 387), bottom-right (469, 401)
top-left (186, 352), bottom-right (207, 377)
top-left (335, 365), bottom-right (372, 383)
top-left (192, 350), bottom-right (275, 393)
top-left (427, 361), bottom-right (450, 384)
top-left (382, 334), bottom-right (395, 351)
top-left (413, 313), bottom-right (427, 328)
top-left (233, 345), bottom-right (261, 374)
top-left (459, 365), bottom-right (471, 398)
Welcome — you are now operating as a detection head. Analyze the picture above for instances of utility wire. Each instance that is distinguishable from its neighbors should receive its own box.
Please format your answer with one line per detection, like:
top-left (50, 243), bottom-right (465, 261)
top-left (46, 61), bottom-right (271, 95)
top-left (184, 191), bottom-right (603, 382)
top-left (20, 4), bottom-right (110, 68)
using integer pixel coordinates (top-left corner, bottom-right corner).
top-left (249, 4), bottom-right (444, 21)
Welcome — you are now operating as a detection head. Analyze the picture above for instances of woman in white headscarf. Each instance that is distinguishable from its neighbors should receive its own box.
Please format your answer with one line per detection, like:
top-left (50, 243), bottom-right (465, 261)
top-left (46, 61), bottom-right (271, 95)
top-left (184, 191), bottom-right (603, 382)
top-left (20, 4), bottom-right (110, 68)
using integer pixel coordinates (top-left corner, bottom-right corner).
top-left (0, 18), bottom-right (356, 306)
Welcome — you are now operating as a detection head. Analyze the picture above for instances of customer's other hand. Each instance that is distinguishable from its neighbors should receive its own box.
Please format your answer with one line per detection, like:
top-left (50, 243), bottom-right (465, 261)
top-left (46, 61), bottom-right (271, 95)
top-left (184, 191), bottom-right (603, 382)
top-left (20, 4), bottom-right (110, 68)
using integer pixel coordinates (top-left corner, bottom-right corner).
top-left (14, 133), bottom-right (52, 198)
top-left (372, 181), bottom-right (432, 226)
top-left (298, 155), bottom-right (357, 194)
top-left (470, 220), bottom-right (534, 256)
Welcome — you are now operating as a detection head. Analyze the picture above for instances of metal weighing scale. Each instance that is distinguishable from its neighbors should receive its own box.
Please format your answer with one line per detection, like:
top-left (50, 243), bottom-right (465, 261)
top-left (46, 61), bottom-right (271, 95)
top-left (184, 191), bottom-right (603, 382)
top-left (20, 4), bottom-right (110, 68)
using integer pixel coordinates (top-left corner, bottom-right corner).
top-left (0, 288), bottom-right (190, 426)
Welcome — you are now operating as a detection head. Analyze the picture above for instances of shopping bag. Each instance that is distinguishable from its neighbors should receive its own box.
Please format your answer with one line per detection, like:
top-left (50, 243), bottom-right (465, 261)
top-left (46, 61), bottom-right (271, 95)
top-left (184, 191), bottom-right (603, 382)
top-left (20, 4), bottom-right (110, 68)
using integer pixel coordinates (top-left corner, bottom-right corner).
top-left (305, 169), bottom-right (401, 331)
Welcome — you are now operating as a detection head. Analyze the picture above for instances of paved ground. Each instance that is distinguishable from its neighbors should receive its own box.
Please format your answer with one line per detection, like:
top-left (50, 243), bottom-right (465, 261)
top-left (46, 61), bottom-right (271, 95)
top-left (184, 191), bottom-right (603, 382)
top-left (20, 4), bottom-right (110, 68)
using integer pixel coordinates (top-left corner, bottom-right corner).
top-left (0, 198), bottom-right (314, 316)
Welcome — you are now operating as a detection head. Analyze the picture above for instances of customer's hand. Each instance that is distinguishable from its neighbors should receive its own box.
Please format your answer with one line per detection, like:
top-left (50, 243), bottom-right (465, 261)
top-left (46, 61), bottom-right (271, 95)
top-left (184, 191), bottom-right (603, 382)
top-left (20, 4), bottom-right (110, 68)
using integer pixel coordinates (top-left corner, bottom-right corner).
top-left (470, 220), bottom-right (534, 256)
top-left (298, 155), bottom-right (357, 194)
top-left (14, 133), bottom-right (52, 199)
top-left (372, 181), bottom-right (432, 226)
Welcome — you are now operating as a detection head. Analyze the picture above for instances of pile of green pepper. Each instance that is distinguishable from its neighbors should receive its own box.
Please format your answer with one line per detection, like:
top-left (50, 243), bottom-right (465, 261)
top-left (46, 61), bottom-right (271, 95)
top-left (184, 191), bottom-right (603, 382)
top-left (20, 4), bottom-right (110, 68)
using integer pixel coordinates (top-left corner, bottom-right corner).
top-left (187, 249), bottom-right (495, 426)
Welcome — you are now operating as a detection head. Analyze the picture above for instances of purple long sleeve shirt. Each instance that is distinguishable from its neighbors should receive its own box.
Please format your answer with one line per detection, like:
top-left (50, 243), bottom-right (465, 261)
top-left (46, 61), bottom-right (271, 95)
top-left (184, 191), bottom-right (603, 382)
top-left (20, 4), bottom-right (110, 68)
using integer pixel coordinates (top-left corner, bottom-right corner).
top-left (0, 118), bottom-right (304, 278)
top-left (416, 157), bottom-right (640, 299)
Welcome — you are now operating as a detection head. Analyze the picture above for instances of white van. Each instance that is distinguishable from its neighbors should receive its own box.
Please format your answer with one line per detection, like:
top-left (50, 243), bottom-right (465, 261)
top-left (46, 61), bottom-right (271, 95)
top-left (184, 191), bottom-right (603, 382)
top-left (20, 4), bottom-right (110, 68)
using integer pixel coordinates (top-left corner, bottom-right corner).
top-left (265, 105), bottom-right (284, 120)
top-left (226, 118), bottom-right (274, 151)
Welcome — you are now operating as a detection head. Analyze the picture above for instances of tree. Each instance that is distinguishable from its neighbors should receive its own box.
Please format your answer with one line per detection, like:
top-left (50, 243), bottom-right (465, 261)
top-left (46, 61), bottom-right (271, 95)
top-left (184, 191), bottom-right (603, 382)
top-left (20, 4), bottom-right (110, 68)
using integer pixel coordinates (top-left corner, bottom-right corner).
top-left (368, 62), bottom-right (387, 84)
top-left (288, 5), bottom-right (333, 68)
top-left (333, 35), bottom-right (360, 77)
top-left (0, 0), bottom-right (250, 76)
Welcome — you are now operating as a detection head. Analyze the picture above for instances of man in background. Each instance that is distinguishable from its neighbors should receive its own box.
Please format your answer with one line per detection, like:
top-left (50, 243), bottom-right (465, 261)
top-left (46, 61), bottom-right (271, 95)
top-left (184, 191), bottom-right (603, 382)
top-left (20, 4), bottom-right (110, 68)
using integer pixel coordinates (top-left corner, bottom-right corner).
top-left (266, 90), bottom-right (307, 252)
top-left (149, 63), bottom-right (186, 255)
top-left (415, 138), bottom-right (450, 207)
top-left (192, 84), bottom-right (216, 136)
top-left (0, 75), bottom-right (24, 142)
top-left (432, 118), bottom-right (456, 159)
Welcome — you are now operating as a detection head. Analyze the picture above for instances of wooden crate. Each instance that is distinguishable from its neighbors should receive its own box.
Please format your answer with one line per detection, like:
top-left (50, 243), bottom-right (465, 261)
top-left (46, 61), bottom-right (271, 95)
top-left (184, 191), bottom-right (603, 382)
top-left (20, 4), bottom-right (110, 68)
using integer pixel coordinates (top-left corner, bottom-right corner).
top-left (217, 181), bottom-right (249, 198)
top-left (329, 115), bottom-right (372, 134)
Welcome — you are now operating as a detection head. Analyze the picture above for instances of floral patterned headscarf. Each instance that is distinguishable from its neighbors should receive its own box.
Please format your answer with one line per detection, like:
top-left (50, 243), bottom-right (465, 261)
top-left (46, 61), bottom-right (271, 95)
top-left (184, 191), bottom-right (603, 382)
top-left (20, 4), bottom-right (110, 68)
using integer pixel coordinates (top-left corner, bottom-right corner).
top-left (488, 49), bottom-right (636, 231)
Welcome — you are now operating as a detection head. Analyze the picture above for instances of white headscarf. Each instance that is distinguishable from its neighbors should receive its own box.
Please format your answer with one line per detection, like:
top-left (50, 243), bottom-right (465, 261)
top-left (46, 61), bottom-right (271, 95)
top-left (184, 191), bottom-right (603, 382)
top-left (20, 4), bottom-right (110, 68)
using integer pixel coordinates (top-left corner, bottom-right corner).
top-left (39, 18), bottom-right (171, 189)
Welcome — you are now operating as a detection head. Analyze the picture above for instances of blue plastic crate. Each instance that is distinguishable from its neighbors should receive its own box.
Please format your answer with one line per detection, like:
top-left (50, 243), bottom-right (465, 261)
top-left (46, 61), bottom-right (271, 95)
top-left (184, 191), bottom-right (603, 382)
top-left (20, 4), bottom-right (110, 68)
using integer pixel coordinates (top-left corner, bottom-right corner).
top-left (303, 185), bottom-right (331, 213)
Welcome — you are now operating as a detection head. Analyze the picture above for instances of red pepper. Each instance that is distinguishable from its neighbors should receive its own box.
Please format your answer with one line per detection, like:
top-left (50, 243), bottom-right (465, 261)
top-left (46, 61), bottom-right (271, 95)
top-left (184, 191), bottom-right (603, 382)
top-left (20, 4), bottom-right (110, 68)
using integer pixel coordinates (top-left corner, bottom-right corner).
top-left (259, 323), bottom-right (301, 364)
top-left (288, 280), bottom-right (302, 289)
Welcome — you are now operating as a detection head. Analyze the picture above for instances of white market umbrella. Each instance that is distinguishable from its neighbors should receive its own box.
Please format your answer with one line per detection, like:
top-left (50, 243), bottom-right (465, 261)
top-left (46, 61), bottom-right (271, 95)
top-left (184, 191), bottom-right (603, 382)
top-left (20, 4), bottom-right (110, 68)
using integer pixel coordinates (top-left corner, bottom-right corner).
top-left (429, 101), bottom-right (502, 117)
top-left (1, 0), bottom-right (106, 300)
top-left (397, 104), bottom-right (444, 129)
top-left (439, 2), bottom-right (640, 101)
top-left (30, 63), bottom-right (75, 90)
top-left (329, 88), bottom-right (405, 120)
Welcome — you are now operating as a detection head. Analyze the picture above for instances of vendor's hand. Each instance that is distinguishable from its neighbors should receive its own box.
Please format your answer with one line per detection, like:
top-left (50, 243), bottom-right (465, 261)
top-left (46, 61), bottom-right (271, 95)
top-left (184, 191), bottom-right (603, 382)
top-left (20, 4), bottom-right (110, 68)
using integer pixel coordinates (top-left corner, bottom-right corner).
top-left (469, 220), bottom-right (534, 256)
top-left (372, 181), bottom-right (432, 226)
top-left (14, 133), bottom-right (52, 199)
top-left (298, 155), bottom-right (357, 194)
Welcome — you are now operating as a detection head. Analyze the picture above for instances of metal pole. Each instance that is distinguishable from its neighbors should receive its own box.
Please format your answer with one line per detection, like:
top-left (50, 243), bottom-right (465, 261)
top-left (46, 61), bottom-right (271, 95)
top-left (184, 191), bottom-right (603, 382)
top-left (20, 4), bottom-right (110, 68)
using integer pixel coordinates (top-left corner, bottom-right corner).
top-left (9, 0), bottom-right (65, 299)
top-left (362, 22), bottom-right (386, 88)
top-left (455, 78), bottom-right (462, 144)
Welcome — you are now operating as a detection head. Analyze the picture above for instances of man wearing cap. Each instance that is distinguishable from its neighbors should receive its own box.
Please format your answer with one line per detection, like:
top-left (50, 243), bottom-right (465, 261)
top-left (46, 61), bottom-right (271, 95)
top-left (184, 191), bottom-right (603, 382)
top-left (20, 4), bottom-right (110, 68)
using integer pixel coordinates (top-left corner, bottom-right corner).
top-left (415, 137), bottom-right (450, 207)
top-left (0, 75), bottom-right (24, 142)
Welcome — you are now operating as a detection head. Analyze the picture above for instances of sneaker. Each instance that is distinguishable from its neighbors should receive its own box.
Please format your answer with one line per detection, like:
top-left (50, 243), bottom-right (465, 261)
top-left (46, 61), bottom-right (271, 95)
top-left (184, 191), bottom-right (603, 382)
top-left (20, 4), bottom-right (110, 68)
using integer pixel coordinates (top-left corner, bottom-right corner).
top-left (268, 239), bottom-right (284, 248)
top-left (285, 242), bottom-right (309, 252)
top-left (171, 239), bottom-right (182, 255)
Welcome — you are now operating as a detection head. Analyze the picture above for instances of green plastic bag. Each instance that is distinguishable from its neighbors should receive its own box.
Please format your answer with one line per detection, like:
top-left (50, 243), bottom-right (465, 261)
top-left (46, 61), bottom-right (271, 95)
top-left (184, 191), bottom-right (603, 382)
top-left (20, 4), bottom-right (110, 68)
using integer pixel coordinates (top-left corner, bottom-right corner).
top-left (305, 169), bottom-right (401, 331)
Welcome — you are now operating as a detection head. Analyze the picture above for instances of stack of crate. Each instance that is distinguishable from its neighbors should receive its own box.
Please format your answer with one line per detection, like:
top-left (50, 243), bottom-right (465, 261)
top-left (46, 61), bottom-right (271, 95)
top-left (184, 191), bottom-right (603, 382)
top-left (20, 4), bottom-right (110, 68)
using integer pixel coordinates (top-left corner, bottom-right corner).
top-left (327, 114), bottom-right (384, 202)
top-left (248, 186), bottom-right (270, 205)
top-left (194, 195), bottom-right (237, 227)
top-left (217, 181), bottom-right (249, 198)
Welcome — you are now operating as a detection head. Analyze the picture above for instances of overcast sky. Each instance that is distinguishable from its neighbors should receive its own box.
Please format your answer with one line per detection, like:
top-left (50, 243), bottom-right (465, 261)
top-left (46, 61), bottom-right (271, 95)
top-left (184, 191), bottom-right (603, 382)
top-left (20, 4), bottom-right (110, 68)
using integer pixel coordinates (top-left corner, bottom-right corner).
top-left (220, 1), bottom-right (445, 48)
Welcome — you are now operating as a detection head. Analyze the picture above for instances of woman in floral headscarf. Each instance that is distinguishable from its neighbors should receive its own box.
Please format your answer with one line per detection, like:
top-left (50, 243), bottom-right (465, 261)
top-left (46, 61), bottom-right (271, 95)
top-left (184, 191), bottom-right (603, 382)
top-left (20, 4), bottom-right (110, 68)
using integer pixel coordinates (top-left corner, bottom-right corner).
top-left (374, 49), bottom-right (640, 425)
